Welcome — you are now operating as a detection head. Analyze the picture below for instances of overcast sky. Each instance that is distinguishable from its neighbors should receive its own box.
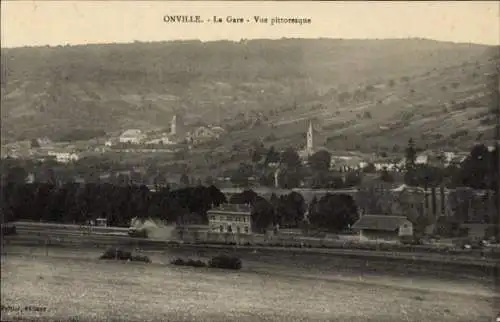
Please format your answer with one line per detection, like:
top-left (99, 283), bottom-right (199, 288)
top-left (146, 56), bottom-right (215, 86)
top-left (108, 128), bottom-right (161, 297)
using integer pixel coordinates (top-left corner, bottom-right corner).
top-left (1, 1), bottom-right (499, 48)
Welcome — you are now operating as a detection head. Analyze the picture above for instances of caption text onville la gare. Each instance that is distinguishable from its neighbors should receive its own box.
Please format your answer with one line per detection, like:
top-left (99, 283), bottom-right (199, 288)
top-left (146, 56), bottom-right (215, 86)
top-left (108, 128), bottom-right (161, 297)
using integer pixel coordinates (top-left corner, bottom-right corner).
top-left (163, 15), bottom-right (312, 26)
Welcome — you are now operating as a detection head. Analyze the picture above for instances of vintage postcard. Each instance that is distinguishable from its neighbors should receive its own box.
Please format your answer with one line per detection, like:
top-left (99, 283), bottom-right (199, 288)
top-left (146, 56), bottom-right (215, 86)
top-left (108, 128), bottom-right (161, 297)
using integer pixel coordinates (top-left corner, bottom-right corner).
top-left (1, 1), bottom-right (499, 321)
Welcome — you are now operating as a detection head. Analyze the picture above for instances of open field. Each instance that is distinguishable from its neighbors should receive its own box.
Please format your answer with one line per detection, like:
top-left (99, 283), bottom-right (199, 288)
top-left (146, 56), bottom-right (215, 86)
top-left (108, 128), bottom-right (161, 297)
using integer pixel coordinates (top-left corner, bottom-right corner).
top-left (1, 246), bottom-right (498, 322)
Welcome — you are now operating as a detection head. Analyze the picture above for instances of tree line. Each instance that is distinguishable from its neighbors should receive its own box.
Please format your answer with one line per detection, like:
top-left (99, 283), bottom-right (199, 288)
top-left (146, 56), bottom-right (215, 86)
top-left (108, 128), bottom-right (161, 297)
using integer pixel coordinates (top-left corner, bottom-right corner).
top-left (1, 182), bottom-right (359, 233)
top-left (227, 189), bottom-right (358, 233)
top-left (1, 183), bottom-right (226, 227)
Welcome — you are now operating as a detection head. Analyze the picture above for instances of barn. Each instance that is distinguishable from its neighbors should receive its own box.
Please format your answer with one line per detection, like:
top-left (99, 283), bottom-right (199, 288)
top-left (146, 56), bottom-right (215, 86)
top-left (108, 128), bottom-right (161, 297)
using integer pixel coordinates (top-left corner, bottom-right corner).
top-left (351, 215), bottom-right (414, 242)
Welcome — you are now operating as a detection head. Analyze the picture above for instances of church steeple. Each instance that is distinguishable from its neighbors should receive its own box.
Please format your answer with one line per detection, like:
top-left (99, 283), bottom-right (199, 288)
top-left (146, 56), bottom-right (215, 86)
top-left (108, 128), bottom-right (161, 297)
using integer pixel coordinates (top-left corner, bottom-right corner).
top-left (306, 119), bottom-right (314, 155)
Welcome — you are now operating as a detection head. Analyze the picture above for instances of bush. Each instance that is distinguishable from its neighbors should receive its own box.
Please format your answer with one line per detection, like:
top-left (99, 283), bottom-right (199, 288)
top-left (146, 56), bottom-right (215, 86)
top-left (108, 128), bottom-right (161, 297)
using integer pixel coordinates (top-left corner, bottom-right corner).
top-left (208, 255), bottom-right (242, 270)
top-left (99, 248), bottom-right (133, 260)
top-left (171, 258), bottom-right (186, 265)
top-left (170, 258), bottom-right (207, 267)
top-left (130, 255), bottom-right (152, 263)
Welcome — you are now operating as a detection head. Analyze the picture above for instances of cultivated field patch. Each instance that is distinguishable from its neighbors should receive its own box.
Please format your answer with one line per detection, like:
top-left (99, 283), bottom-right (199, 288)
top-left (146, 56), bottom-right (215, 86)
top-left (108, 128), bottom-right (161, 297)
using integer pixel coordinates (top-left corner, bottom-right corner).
top-left (1, 249), bottom-right (497, 322)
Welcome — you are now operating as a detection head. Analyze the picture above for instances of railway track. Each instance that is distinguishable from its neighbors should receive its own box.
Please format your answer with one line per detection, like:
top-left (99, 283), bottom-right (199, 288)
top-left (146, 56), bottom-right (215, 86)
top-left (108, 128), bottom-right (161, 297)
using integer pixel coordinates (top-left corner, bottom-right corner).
top-left (3, 224), bottom-right (498, 268)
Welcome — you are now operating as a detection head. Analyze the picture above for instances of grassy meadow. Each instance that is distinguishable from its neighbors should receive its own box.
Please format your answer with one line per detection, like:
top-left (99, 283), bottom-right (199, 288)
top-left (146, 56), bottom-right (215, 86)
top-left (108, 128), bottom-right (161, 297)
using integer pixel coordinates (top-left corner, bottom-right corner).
top-left (1, 246), bottom-right (498, 322)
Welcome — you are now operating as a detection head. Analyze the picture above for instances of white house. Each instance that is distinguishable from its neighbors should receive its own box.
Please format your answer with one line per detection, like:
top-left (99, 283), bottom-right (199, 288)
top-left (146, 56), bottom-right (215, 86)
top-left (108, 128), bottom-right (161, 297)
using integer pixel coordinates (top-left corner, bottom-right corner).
top-left (415, 154), bottom-right (429, 165)
top-left (207, 204), bottom-right (252, 235)
top-left (374, 162), bottom-right (397, 171)
top-left (146, 135), bottom-right (176, 145)
top-left (119, 129), bottom-right (146, 144)
top-left (189, 125), bottom-right (226, 144)
top-left (47, 151), bottom-right (79, 163)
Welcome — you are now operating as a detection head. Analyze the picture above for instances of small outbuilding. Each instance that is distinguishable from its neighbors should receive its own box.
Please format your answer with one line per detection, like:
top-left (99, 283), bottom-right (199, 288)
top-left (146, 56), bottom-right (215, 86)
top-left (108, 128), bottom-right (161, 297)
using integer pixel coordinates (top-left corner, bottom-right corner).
top-left (351, 215), bottom-right (414, 242)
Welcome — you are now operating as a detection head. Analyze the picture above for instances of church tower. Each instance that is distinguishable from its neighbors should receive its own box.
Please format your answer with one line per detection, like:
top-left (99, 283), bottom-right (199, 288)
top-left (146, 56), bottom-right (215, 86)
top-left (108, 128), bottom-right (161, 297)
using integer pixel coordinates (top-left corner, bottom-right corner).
top-left (171, 115), bottom-right (177, 136)
top-left (170, 114), bottom-right (186, 138)
top-left (306, 119), bottom-right (315, 156)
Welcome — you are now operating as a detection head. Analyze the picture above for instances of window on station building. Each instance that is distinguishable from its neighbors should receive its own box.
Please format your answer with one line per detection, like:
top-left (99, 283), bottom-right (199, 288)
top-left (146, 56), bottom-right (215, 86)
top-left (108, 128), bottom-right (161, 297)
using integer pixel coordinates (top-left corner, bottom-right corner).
top-left (244, 226), bottom-right (249, 234)
top-left (219, 225), bottom-right (224, 232)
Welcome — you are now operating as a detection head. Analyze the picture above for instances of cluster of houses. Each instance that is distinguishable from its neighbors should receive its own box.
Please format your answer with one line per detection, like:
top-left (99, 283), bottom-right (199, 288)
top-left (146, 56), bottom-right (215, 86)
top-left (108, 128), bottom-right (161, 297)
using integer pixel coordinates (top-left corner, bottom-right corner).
top-left (298, 119), bottom-right (470, 173)
top-left (108, 114), bottom-right (226, 148)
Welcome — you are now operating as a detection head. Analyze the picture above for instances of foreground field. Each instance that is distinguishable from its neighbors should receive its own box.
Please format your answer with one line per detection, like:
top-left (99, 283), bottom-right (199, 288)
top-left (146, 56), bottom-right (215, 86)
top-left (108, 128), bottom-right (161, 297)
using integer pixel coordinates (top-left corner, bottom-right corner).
top-left (1, 247), bottom-right (498, 321)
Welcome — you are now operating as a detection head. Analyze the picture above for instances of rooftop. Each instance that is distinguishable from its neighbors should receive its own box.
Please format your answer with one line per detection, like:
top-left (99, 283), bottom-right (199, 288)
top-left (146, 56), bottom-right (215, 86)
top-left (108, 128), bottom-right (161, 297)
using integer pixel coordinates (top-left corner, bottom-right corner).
top-left (208, 203), bottom-right (252, 214)
top-left (120, 129), bottom-right (143, 138)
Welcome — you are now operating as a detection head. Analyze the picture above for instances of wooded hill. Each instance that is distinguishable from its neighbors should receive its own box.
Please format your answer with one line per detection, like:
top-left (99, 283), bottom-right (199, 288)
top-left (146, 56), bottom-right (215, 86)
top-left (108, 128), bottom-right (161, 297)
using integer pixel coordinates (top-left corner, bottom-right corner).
top-left (1, 38), bottom-right (498, 151)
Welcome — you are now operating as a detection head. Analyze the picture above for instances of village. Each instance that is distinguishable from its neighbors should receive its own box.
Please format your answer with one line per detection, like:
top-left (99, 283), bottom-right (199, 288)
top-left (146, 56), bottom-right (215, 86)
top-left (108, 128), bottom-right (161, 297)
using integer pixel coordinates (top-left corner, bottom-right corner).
top-left (3, 114), bottom-right (496, 250)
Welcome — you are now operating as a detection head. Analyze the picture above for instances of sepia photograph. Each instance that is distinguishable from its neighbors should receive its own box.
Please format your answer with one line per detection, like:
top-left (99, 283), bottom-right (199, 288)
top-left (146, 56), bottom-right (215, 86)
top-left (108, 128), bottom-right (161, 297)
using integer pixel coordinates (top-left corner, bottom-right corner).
top-left (1, 1), bottom-right (499, 321)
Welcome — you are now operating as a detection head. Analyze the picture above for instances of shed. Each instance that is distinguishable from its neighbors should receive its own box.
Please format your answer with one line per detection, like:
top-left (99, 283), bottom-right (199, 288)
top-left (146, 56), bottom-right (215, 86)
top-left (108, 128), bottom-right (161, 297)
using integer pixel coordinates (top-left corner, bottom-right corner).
top-left (352, 215), bottom-right (413, 242)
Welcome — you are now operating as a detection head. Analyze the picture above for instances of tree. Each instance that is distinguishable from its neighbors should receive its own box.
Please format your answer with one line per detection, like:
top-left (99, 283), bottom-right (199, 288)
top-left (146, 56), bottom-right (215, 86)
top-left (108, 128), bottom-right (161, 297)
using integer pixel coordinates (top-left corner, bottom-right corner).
top-left (251, 197), bottom-right (275, 233)
top-left (344, 172), bottom-right (362, 187)
top-left (207, 185), bottom-right (227, 206)
top-left (277, 168), bottom-right (303, 189)
top-left (308, 150), bottom-right (331, 173)
top-left (230, 163), bottom-right (254, 187)
top-left (116, 173), bottom-right (130, 186)
top-left (380, 168), bottom-right (394, 183)
top-left (84, 171), bottom-right (101, 185)
top-left (180, 173), bottom-right (190, 186)
top-left (250, 142), bottom-right (266, 164)
top-left (130, 171), bottom-right (143, 186)
top-left (280, 147), bottom-right (302, 169)
top-left (308, 196), bottom-right (318, 216)
top-left (258, 172), bottom-right (274, 187)
top-left (363, 162), bottom-right (376, 173)
top-left (454, 144), bottom-right (497, 190)
top-left (229, 189), bottom-right (259, 205)
top-left (264, 146), bottom-right (280, 165)
top-left (153, 172), bottom-right (167, 189)
top-left (413, 165), bottom-right (444, 188)
top-left (30, 139), bottom-right (40, 148)
top-left (312, 172), bottom-right (344, 189)
top-left (405, 138), bottom-right (417, 167)
top-left (204, 176), bottom-right (214, 186)
top-left (3, 166), bottom-right (28, 185)
top-left (404, 138), bottom-right (418, 185)
top-left (309, 193), bottom-right (358, 231)
top-left (276, 192), bottom-right (306, 228)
